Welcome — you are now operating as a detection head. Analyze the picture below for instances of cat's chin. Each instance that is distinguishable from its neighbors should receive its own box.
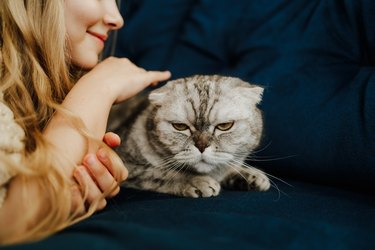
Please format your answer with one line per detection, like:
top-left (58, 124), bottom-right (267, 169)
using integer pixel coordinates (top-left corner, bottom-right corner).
top-left (193, 161), bottom-right (216, 173)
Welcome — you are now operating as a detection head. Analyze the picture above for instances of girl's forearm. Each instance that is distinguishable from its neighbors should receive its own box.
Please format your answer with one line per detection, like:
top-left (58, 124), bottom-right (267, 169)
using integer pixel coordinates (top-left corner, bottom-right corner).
top-left (43, 77), bottom-right (114, 168)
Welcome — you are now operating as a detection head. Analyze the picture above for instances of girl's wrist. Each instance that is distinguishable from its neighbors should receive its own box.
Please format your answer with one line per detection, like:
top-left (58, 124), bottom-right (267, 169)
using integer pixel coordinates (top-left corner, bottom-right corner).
top-left (73, 73), bottom-right (117, 107)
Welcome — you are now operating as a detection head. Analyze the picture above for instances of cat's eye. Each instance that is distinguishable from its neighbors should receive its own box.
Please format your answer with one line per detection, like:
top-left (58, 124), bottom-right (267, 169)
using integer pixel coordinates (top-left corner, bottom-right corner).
top-left (216, 121), bottom-right (234, 131)
top-left (172, 123), bottom-right (189, 131)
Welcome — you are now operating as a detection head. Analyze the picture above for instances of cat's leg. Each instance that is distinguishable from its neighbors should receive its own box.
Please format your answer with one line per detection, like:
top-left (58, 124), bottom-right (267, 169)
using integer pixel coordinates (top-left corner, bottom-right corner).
top-left (123, 163), bottom-right (221, 197)
top-left (221, 166), bottom-right (270, 192)
top-left (139, 174), bottom-right (221, 198)
top-left (179, 175), bottom-right (221, 198)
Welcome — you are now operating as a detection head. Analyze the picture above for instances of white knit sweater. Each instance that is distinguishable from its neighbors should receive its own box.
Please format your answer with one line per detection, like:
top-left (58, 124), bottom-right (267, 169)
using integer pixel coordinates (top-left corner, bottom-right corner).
top-left (0, 92), bottom-right (25, 208)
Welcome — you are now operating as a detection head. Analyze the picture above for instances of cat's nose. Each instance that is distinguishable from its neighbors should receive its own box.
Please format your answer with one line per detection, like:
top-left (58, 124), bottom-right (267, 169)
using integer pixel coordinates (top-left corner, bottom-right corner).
top-left (196, 142), bottom-right (208, 153)
top-left (193, 132), bottom-right (211, 153)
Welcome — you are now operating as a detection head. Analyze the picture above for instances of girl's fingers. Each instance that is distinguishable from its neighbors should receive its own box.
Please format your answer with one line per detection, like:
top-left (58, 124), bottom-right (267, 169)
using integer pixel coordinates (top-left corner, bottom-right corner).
top-left (97, 147), bottom-right (128, 183)
top-left (103, 132), bottom-right (121, 148)
top-left (139, 70), bottom-right (171, 88)
top-left (73, 166), bottom-right (107, 210)
top-left (109, 185), bottom-right (121, 197)
top-left (147, 70), bottom-right (171, 84)
top-left (83, 154), bottom-right (119, 196)
top-left (96, 148), bottom-right (114, 177)
top-left (70, 185), bottom-right (85, 216)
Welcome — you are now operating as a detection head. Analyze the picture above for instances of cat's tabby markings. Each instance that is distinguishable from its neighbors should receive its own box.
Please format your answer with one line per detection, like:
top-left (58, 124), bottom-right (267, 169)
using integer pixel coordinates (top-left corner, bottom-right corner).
top-left (114, 75), bottom-right (270, 197)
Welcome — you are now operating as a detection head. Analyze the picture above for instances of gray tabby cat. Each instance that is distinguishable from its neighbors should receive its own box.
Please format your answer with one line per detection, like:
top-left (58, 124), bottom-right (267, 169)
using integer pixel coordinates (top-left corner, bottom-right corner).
top-left (113, 75), bottom-right (270, 197)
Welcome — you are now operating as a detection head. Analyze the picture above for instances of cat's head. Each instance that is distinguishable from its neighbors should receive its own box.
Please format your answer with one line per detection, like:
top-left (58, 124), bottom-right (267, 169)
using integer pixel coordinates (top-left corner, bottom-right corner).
top-left (147, 75), bottom-right (264, 174)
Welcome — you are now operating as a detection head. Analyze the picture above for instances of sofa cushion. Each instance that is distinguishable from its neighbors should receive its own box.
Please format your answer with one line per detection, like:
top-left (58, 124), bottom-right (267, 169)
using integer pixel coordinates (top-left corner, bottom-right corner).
top-left (5, 184), bottom-right (375, 250)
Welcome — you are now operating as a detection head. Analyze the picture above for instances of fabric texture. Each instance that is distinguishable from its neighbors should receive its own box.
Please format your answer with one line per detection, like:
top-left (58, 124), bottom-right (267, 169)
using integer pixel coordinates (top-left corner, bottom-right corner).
top-left (0, 93), bottom-right (25, 208)
top-left (2, 0), bottom-right (374, 249)
top-left (4, 184), bottom-right (375, 250)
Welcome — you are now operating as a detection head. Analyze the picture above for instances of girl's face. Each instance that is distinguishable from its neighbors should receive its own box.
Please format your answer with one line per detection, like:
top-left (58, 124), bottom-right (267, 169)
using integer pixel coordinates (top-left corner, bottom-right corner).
top-left (64, 0), bottom-right (124, 69)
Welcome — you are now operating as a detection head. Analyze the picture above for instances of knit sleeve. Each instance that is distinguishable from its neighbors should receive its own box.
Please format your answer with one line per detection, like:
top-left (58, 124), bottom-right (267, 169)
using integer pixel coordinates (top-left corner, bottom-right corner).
top-left (0, 92), bottom-right (25, 208)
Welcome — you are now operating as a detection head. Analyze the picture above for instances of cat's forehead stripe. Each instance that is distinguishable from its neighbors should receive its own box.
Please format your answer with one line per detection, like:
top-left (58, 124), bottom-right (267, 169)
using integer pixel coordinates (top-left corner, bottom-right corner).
top-left (187, 97), bottom-right (198, 122)
top-left (180, 77), bottom-right (223, 130)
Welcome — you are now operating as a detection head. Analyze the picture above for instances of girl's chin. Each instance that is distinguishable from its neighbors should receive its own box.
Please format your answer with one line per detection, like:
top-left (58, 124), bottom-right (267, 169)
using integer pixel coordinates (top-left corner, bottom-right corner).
top-left (71, 55), bottom-right (99, 70)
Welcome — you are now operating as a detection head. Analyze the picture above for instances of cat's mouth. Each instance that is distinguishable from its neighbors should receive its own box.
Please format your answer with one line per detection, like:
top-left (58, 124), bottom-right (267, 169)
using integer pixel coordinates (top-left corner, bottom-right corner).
top-left (193, 160), bottom-right (215, 173)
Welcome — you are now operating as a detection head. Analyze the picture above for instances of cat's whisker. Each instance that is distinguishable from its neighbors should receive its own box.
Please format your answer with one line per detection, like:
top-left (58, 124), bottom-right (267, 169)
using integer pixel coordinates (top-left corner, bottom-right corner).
top-left (231, 158), bottom-right (293, 188)
top-left (228, 160), bottom-right (284, 199)
top-left (135, 157), bottom-right (180, 178)
top-left (230, 151), bottom-right (294, 163)
top-left (230, 151), bottom-right (251, 159)
top-left (154, 156), bottom-right (178, 167)
top-left (250, 140), bottom-right (273, 154)
top-left (165, 163), bottom-right (186, 186)
top-left (162, 161), bottom-right (181, 173)
top-left (226, 162), bottom-right (285, 200)
top-left (226, 162), bottom-right (252, 185)
top-left (244, 154), bottom-right (297, 162)
top-left (155, 156), bottom-right (183, 174)
top-left (235, 157), bottom-right (292, 198)
top-left (173, 163), bottom-right (188, 181)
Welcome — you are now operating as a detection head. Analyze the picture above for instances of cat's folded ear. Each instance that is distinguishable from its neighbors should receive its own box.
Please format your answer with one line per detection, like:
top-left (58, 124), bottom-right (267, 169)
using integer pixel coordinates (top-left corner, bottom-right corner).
top-left (148, 87), bottom-right (168, 106)
top-left (238, 85), bottom-right (264, 104)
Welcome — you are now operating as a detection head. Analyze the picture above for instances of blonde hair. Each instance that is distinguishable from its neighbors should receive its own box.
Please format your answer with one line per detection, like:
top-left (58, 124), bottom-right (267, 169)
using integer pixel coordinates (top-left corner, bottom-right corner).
top-left (0, 0), bottom-right (106, 243)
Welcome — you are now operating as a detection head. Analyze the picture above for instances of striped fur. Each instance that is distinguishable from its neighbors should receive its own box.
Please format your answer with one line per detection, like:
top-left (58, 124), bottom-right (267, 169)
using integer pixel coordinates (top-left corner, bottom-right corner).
top-left (115, 75), bottom-right (270, 197)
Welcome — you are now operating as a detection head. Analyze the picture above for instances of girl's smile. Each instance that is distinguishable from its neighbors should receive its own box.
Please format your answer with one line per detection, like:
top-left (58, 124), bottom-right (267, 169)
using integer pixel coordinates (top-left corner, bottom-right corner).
top-left (64, 0), bottom-right (123, 69)
top-left (87, 31), bottom-right (108, 44)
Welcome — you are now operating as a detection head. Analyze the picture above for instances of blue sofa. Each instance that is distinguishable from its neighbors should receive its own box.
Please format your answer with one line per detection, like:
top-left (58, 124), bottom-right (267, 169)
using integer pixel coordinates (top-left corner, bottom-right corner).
top-left (5, 0), bottom-right (374, 249)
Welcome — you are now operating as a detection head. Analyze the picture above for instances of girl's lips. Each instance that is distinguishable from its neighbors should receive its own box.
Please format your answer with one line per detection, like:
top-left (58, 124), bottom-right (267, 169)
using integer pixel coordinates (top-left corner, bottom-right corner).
top-left (87, 31), bottom-right (108, 42)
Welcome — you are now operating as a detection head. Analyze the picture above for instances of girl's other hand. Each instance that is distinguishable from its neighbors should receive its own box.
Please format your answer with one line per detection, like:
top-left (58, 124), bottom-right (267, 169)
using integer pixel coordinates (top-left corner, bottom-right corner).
top-left (72, 132), bottom-right (127, 211)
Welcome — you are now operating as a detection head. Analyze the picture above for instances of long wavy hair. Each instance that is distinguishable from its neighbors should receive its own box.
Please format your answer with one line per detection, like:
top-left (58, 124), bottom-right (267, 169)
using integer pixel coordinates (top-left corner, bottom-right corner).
top-left (0, 0), bottom-right (112, 244)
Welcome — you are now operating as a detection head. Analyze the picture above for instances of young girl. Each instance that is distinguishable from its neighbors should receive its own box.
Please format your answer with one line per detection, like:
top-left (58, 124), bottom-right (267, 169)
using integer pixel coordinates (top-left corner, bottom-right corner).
top-left (0, 0), bottom-right (171, 244)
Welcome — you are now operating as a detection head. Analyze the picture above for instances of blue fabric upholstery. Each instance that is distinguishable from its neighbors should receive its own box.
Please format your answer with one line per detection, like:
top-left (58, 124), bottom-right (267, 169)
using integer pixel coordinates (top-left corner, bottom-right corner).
top-left (5, 184), bottom-right (375, 250)
top-left (4, 1), bottom-right (374, 249)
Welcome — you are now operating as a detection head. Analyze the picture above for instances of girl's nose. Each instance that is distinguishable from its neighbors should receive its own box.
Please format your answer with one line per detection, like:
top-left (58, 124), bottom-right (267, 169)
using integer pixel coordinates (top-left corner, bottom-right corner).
top-left (103, 0), bottom-right (124, 30)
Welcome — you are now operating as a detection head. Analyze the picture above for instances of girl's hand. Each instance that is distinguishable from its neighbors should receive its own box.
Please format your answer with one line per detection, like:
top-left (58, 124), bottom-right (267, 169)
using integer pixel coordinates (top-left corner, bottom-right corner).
top-left (72, 132), bottom-right (127, 211)
top-left (79, 57), bottom-right (171, 104)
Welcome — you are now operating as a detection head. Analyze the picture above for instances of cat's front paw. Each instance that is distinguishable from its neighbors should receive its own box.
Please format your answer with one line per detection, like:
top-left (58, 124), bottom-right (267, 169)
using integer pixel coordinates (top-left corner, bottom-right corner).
top-left (222, 168), bottom-right (270, 192)
top-left (181, 176), bottom-right (221, 198)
